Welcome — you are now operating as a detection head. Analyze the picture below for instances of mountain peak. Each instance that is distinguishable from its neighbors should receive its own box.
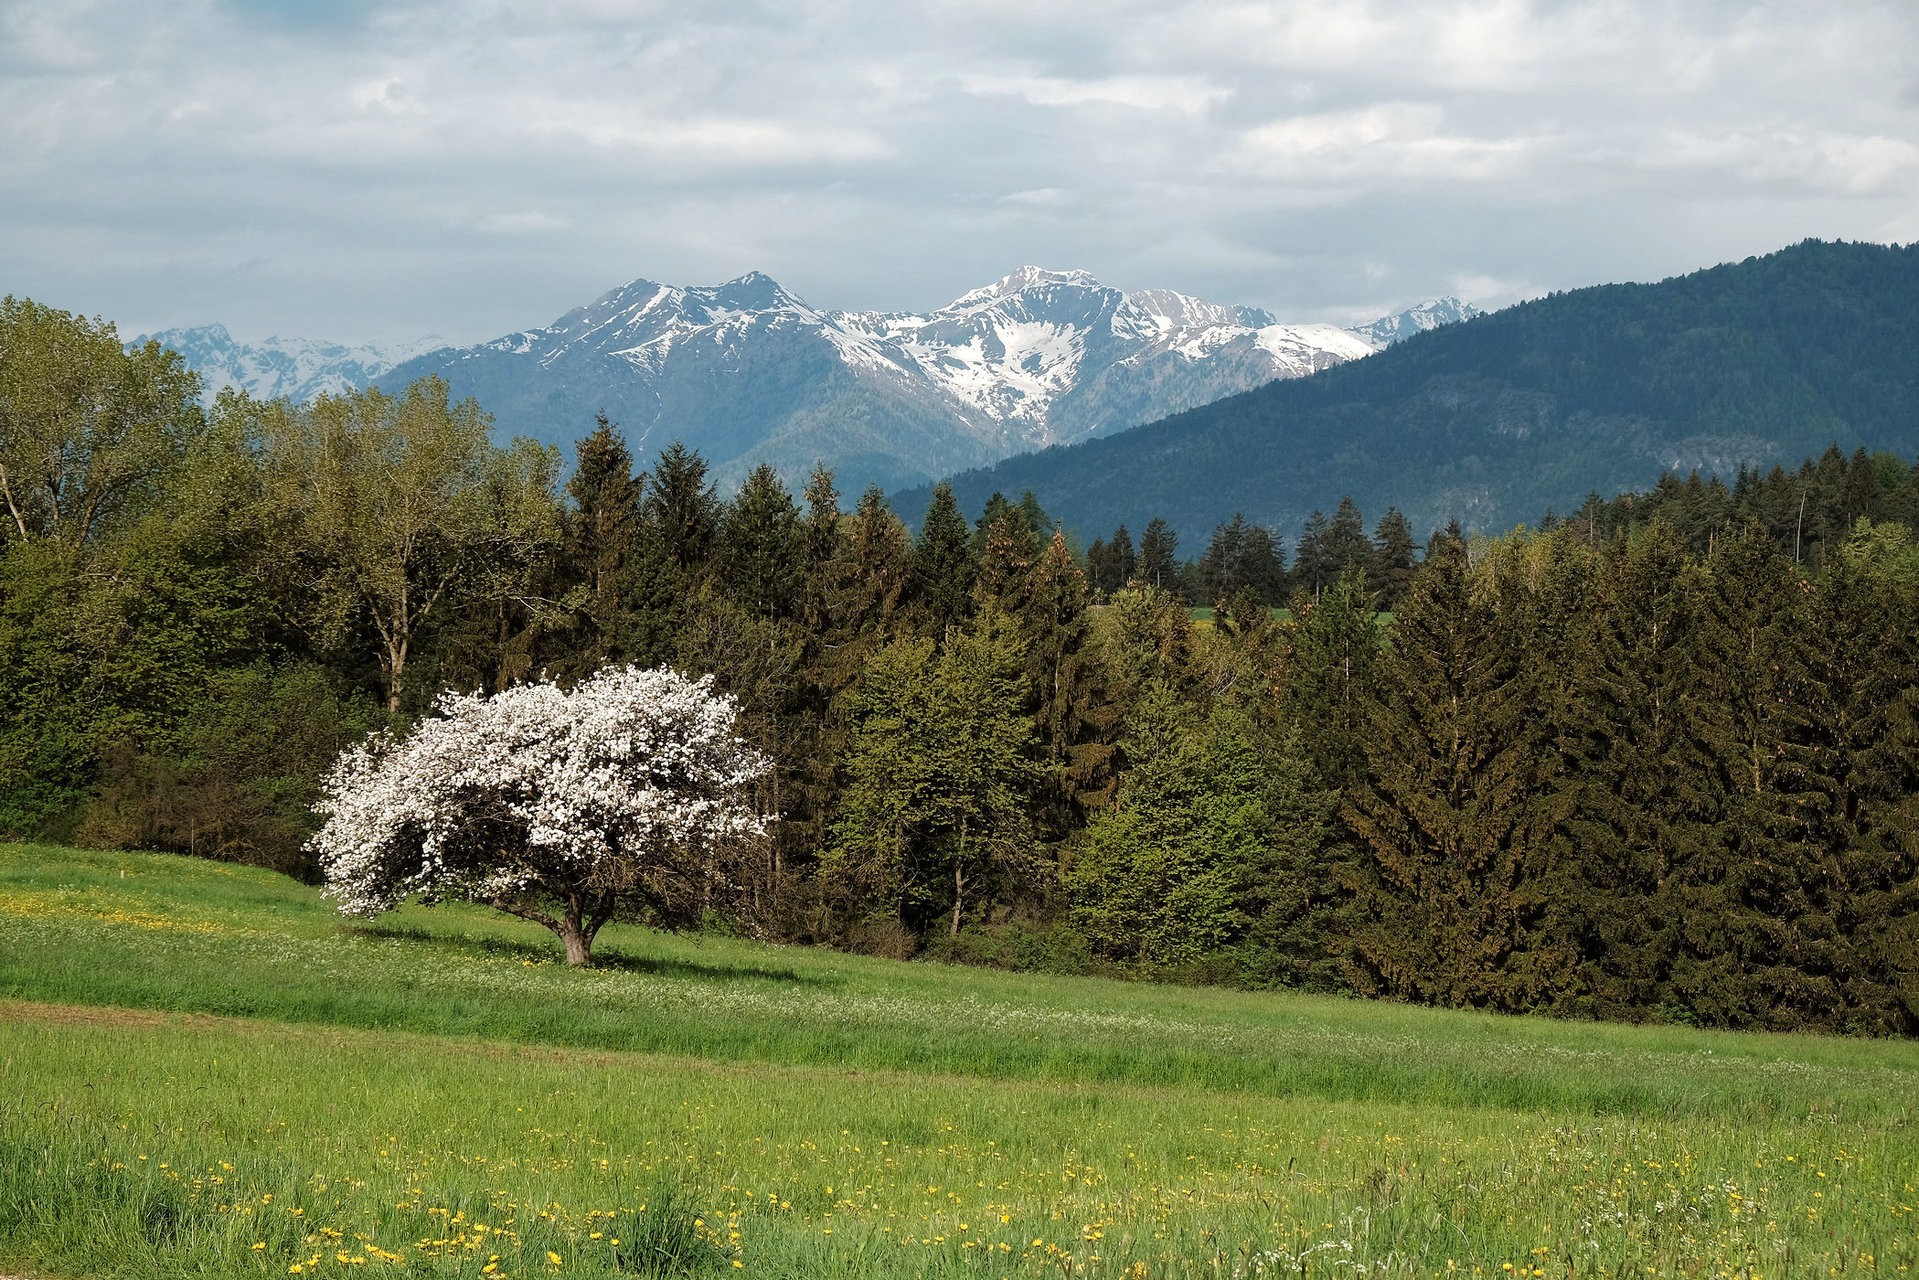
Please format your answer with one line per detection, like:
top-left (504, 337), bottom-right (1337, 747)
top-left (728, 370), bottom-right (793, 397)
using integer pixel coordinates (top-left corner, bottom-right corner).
top-left (699, 271), bottom-right (808, 314)
top-left (1123, 288), bottom-right (1278, 330)
top-left (951, 266), bottom-right (1109, 309)
top-left (1350, 296), bottom-right (1483, 347)
top-left (138, 321), bottom-right (235, 347)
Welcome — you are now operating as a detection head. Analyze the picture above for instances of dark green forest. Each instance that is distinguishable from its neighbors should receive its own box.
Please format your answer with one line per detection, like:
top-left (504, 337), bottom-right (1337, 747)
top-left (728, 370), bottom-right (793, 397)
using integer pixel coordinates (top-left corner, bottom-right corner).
top-left (913, 239), bottom-right (1919, 541)
top-left (3, 293), bottom-right (1916, 1035)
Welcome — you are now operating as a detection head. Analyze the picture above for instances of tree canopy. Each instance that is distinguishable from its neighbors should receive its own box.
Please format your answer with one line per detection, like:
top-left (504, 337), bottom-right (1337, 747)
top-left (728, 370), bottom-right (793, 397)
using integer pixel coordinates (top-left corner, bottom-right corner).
top-left (312, 666), bottom-right (768, 964)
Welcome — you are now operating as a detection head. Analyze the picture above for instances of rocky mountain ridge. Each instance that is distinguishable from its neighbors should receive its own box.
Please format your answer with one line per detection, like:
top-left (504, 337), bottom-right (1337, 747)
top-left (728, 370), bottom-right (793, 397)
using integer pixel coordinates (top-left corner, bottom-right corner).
top-left (145, 271), bottom-right (1476, 493)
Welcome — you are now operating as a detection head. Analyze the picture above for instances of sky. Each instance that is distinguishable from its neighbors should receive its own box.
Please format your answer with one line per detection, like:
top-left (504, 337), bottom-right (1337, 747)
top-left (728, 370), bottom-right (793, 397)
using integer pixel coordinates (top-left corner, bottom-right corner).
top-left (3, 0), bottom-right (1916, 348)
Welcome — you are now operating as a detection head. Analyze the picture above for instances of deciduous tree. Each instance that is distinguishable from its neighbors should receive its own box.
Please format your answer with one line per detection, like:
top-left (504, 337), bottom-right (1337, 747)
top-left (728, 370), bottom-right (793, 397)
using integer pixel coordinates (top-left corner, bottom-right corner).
top-left (312, 666), bottom-right (769, 965)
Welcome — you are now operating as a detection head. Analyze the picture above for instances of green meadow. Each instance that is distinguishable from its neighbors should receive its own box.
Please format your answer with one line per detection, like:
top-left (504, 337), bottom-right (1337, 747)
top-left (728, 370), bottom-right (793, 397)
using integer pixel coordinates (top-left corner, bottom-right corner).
top-left (2, 843), bottom-right (1915, 1280)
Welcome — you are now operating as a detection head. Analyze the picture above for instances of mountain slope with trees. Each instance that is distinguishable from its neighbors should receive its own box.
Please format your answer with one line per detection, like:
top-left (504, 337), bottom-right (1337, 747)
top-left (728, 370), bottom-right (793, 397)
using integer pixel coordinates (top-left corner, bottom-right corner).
top-left (911, 240), bottom-right (1919, 538)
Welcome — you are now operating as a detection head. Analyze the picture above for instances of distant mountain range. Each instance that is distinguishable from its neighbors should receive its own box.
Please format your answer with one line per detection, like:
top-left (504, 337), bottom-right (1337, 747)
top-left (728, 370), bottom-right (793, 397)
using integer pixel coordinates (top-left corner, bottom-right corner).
top-left (907, 240), bottom-right (1919, 542)
top-left (140, 273), bottom-right (1475, 494)
top-left (131, 324), bottom-right (445, 406)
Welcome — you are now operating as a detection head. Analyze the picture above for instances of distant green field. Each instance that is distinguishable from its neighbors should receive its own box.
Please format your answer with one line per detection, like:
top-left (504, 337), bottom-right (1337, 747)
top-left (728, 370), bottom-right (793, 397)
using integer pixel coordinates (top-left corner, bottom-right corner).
top-left (1186, 606), bottom-right (1294, 626)
top-left (3, 843), bottom-right (1916, 1279)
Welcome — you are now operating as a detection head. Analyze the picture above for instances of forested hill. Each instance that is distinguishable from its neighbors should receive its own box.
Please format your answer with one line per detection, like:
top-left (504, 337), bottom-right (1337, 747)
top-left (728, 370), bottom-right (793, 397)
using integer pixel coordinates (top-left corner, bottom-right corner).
top-left (905, 239), bottom-right (1919, 539)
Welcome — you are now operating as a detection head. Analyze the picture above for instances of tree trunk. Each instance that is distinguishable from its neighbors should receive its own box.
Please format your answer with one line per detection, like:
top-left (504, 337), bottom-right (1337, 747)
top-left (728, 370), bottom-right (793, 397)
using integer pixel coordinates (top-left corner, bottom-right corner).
top-left (559, 897), bottom-right (595, 966)
top-left (951, 860), bottom-right (965, 937)
top-left (951, 818), bottom-right (968, 937)
top-left (558, 918), bottom-right (593, 966)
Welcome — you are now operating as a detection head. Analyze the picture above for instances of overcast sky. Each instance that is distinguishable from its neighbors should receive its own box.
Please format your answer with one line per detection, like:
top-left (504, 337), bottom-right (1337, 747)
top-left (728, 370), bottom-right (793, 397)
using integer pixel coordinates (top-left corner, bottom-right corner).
top-left (4, 0), bottom-right (1916, 347)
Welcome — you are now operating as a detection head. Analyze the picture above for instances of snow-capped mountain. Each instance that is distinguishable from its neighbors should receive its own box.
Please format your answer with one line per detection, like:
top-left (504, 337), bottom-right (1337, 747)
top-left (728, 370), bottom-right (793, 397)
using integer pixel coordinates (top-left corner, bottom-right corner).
top-left (1347, 297), bottom-right (1481, 348)
top-left (151, 271), bottom-right (1476, 495)
top-left (131, 324), bottom-right (444, 406)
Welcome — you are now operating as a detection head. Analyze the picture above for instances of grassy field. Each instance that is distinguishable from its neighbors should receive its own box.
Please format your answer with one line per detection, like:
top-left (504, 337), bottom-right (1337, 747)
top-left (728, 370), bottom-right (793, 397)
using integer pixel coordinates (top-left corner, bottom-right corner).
top-left (2, 843), bottom-right (1916, 1279)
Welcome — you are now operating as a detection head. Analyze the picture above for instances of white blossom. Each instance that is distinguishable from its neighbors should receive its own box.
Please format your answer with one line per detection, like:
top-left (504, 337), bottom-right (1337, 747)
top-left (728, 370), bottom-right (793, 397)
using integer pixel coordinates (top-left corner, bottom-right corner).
top-left (309, 665), bottom-right (770, 961)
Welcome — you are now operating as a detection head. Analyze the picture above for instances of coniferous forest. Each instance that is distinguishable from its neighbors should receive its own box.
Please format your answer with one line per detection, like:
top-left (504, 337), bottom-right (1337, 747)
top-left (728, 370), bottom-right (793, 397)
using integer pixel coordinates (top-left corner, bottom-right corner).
top-left (4, 295), bottom-right (1917, 1035)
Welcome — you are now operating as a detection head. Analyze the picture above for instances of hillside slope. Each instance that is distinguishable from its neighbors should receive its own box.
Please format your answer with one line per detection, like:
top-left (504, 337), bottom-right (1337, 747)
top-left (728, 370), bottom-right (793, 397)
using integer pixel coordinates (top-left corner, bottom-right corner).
top-left (908, 240), bottom-right (1919, 539)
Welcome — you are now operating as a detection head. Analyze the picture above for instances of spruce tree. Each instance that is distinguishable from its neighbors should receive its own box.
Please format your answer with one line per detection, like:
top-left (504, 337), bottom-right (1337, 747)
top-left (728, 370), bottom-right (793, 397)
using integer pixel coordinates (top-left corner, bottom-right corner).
top-left (832, 486), bottom-right (912, 655)
top-left (1138, 519), bottom-right (1179, 592)
top-left (1282, 572), bottom-right (1382, 790)
top-left (719, 463), bottom-right (801, 623)
top-left (1240, 524), bottom-right (1287, 607)
top-left (910, 482), bottom-right (976, 631)
top-left (1198, 515), bottom-right (1248, 605)
top-left (973, 503), bottom-right (1042, 614)
top-left (620, 442), bottom-right (719, 665)
top-left (1293, 510), bottom-right (1333, 600)
top-left (560, 414), bottom-right (643, 673)
top-left (1342, 530), bottom-right (1572, 1010)
top-left (1558, 523), bottom-right (1709, 1017)
top-left (1326, 497), bottom-right (1373, 581)
top-left (1085, 537), bottom-right (1114, 596)
top-left (1019, 530), bottom-right (1122, 835)
top-left (799, 465), bottom-right (841, 635)
top-left (1661, 525), bottom-right (1824, 1028)
top-left (1110, 525), bottom-right (1138, 587)
top-left (1369, 507), bottom-right (1418, 607)
top-left (1815, 523), bottom-right (1919, 1031)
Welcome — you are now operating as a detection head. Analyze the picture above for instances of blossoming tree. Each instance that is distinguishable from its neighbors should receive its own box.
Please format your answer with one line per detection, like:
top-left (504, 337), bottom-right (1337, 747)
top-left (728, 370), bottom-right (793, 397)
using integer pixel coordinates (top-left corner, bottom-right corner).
top-left (310, 666), bottom-right (770, 965)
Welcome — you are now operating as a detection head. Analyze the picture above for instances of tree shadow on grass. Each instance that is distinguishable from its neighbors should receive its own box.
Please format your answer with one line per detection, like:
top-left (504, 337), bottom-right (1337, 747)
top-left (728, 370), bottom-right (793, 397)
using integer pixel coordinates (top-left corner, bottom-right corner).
top-left (348, 922), bottom-right (824, 987)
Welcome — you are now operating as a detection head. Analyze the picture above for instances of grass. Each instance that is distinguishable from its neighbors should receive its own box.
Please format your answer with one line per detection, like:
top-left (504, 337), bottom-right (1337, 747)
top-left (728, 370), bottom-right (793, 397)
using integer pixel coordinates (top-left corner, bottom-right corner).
top-left (2, 842), bottom-right (1916, 1279)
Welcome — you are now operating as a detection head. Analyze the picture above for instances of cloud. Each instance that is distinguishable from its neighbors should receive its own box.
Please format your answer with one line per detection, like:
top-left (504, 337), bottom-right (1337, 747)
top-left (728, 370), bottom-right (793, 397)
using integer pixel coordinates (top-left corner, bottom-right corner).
top-left (1227, 103), bottom-right (1539, 185)
top-left (1637, 128), bottom-right (1919, 197)
top-left (0, 0), bottom-right (1915, 345)
top-left (960, 70), bottom-right (1229, 113)
top-left (473, 211), bottom-right (573, 235)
